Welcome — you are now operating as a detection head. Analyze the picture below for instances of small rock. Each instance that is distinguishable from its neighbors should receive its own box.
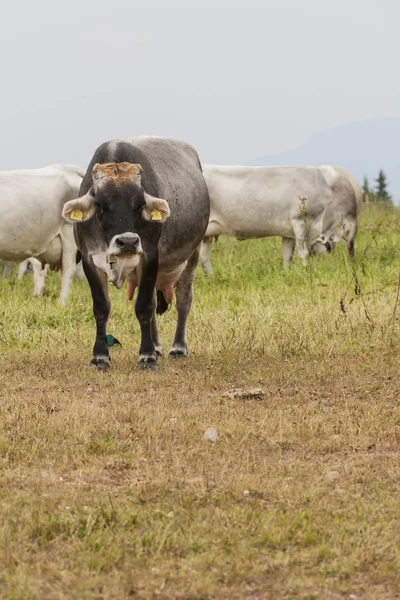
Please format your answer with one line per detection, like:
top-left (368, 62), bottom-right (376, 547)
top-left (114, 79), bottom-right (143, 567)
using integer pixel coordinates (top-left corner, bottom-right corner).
top-left (325, 470), bottom-right (340, 483)
top-left (203, 428), bottom-right (219, 443)
top-left (222, 388), bottom-right (265, 401)
top-left (243, 490), bottom-right (250, 496)
top-left (348, 595), bottom-right (362, 600)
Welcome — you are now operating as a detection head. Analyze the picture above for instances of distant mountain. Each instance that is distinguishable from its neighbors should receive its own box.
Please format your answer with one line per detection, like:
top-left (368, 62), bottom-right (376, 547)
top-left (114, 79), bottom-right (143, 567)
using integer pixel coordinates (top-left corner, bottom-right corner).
top-left (249, 118), bottom-right (400, 202)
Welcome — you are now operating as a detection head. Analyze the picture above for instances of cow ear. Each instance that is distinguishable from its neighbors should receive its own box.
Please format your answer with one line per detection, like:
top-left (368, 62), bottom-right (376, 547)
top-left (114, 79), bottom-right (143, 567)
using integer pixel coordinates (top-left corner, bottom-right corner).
top-left (62, 188), bottom-right (96, 223)
top-left (142, 193), bottom-right (171, 223)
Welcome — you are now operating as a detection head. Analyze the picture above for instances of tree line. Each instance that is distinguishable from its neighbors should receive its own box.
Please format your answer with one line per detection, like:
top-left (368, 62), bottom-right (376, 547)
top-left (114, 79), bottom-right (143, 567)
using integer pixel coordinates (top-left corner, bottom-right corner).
top-left (362, 170), bottom-right (392, 204)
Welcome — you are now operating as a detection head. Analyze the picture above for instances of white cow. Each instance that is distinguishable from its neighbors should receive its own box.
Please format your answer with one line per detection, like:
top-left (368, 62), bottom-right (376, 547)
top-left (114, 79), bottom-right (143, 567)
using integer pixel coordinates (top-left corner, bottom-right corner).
top-left (2, 235), bottom-right (67, 296)
top-left (0, 164), bottom-right (85, 304)
top-left (2, 239), bottom-right (86, 296)
top-left (331, 166), bottom-right (363, 213)
top-left (199, 164), bottom-right (333, 274)
top-left (5, 237), bottom-right (85, 298)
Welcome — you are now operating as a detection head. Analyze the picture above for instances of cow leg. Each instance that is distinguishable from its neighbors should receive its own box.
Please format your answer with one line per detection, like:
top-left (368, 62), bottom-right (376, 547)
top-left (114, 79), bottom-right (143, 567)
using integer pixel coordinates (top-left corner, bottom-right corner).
top-left (292, 219), bottom-right (310, 265)
top-left (347, 238), bottom-right (355, 259)
top-left (30, 258), bottom-right (47, 296)
top-left (75, 261), bottom-right (86, 280)
top-left (58, 228), bottom-right (77, 306)
top-left (169, 247), bottom-right (199, 358)
top-left (136, 258), bottom-right (158, 371)
top-left (17, 259), bottom-right (30, 280)
top-left (83, 258), bottom-right (111, 371)
top-left (282, 237), bottom-right (295, 269)
top-left (347, 221), bottom-right (357, 259)
top-left (151, 294), bottom-right (163, 357)
top-left (2, 261), bottom-right (13, 278)
top-left (199, 237), bottom-right (213, 276)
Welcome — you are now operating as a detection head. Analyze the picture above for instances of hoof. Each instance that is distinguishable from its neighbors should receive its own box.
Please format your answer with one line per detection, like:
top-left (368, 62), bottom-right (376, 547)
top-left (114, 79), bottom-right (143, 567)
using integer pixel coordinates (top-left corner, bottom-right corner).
top-left (138, 355), bottom-right (158, 372)
top-left (155, 347), bottom-right (164, 358)
top-left (90, 356), bottom-right (110, 371)
top-left (168, 345), bottom-right (188, 359)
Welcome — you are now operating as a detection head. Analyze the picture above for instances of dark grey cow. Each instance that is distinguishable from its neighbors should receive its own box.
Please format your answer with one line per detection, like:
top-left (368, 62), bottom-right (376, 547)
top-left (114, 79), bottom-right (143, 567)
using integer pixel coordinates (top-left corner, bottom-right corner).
top-left (62, 136), bottom-right (210, 371)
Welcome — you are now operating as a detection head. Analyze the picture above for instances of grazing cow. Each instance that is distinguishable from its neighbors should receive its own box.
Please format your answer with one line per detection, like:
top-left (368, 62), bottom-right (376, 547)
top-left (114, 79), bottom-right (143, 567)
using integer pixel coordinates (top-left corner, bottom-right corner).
top-left (0, 164), bottom-right (85, 304)
top-left (1, 229), bottom-right (83, 298)
top-left (331, 166), bottom-right (363, 213)
top-left (8, 238), bottom-right (86, 297)
top-left (312, 166), bottom-right (361, 258)
top-left (199, 164), bottom-right (333, 274)
top-left (62, 137), bottom-right (210, 371)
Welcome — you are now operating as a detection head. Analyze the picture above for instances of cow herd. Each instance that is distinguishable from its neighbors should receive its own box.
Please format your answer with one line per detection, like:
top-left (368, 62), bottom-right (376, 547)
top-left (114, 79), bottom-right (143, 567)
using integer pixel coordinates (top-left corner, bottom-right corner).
top-left (0, 135), bottom-right (362, 370)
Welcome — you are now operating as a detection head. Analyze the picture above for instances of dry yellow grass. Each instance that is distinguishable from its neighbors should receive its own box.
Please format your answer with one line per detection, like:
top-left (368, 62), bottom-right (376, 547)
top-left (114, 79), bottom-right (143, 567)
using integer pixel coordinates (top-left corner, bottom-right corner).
top-left (0, 205), bottom-right (400, 599)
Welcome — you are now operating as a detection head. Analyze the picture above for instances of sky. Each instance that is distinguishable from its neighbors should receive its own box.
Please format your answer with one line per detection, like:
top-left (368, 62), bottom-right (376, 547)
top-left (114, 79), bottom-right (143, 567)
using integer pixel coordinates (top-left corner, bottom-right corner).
top-left (0, 0), bottom-right (399, 169)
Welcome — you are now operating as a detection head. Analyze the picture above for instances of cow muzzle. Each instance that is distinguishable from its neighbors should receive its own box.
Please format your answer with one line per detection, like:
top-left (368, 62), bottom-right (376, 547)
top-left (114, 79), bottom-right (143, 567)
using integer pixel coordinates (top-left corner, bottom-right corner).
top-left (108, 233), bottom-right (143, 258)
top-left (316, 235), bottom-right (332, 252)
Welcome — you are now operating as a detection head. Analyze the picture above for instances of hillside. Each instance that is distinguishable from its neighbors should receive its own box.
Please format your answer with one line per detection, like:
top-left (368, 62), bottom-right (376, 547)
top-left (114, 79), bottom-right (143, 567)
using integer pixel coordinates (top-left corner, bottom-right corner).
top-left (250, 118), bottom-right (400, 202)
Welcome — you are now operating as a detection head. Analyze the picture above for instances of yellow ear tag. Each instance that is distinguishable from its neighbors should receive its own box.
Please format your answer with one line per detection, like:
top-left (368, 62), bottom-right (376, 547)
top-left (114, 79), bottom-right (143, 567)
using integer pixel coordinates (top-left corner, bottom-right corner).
top-left (70, 209), bottom-right (83, 221)
top-left (151, 209), bottom-right (162, 221)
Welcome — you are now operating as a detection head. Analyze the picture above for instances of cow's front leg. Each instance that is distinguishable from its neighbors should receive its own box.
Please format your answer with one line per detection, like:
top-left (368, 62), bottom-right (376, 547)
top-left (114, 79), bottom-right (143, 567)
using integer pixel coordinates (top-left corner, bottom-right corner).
top-left (151, 292), bottom-right (163, 357)
top-left (282, 237), bottom-right (295, 269)
top-left (347, 221), bottom-right (357, 259)
top-left (169, 247), bottom-right (199, 358)
top-left (292, 219), bottom-right (310, 266)
top-left (136, 257), bottom-right (158, 371)
top-left (83, 257), bottom-right (111, 371)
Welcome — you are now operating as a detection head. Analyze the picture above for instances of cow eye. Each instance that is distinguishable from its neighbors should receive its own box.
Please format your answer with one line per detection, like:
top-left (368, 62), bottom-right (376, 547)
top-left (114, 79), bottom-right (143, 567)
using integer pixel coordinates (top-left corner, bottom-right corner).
top-left (95, 203), bottom-right (103, 213)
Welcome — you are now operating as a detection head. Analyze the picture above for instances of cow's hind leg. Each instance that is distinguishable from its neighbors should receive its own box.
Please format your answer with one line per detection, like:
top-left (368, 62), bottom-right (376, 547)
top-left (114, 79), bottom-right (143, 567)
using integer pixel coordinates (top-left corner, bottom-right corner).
top-left (2, 261), bottom-right (13, 278)
top-left (282, 237), bottom-right (295, 269)
top-left (83, 258), bottom-right (111, 371)
top-left (17, 259), bottom-right (30, 280)
top-left (199, 237), bottom-right (213, 276)
top-left (31, 258), bottom-right (47, 296)
top-left (59, 227), bottom-right (77, 306)
top-left (169, 247), bottom-right (199, 358)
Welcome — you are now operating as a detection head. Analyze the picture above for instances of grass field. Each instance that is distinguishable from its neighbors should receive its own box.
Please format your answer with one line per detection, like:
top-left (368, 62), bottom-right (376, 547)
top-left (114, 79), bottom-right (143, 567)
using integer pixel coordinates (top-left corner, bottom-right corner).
top-left (1, 205), bottom-right (400, 599)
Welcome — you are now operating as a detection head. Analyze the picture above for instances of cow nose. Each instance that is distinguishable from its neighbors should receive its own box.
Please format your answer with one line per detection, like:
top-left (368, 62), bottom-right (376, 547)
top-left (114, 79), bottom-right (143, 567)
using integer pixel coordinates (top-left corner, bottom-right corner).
top-left (114, 234), bottom-right (139, 250)
top-left (109, 233), bottom-right (143, 257)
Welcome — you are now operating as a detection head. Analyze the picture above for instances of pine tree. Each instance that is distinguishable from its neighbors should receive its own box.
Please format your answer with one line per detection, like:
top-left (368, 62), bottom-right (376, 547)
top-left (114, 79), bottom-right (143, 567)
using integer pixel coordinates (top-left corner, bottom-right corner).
top-left (362, 176), bottom-right (370, 202)
top-left (375, 170), bottom-right (392, 203)
top-left (362, 175), bottom-right (376, 202)
top-left (362, 175), bottom-right (369, 195)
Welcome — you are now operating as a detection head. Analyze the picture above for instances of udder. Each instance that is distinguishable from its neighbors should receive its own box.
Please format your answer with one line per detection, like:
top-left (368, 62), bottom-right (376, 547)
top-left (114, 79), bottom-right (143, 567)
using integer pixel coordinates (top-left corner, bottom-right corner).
top-left (37, 236), bottom-right (62, 270)
top-left (127, 277), bottom-right (138, 301)
top-left (127, 263), bottom-right (187, 303)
